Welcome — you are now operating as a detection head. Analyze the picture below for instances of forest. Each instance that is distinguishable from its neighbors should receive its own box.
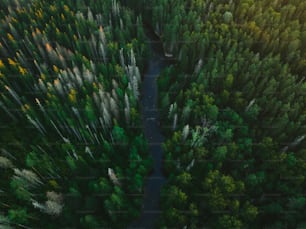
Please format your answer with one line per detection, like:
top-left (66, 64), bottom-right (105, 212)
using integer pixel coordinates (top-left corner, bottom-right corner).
top-left (0, 0), bottom-right (151, 228)
top-left (0, 0), bottom-right (305, 228)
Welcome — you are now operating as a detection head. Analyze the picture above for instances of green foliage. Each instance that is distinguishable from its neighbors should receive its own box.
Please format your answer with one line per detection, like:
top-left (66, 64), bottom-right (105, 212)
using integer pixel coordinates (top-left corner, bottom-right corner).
top-left (0, 0), bottom-right (150, 228)
top-left (142, 0), bottom-right (306, 227)
top-left (1, 0), bottom-right (306, 228)
top-left (80, 215), bottom-right (100, 228)
top-left (8, 208), bottom-right (28, 225)
top-left (10, 178), bottom-right (31, 201)
top-left (223, 11), bottom-right (233, 24)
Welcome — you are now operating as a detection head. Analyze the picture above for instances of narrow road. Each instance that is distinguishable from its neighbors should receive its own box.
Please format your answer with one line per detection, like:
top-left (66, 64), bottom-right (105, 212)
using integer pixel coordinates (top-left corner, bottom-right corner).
top-left (127, 26), bottom-right (173, 229)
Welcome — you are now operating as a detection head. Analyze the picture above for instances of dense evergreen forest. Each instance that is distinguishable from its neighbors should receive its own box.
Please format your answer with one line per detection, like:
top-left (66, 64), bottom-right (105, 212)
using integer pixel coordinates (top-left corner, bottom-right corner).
top-left (0, 0), bottom-right (305, 228)
top-left (123, 0), bottom-right (306, 228)
top-left (0, 0), bottom-right (151, 228)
